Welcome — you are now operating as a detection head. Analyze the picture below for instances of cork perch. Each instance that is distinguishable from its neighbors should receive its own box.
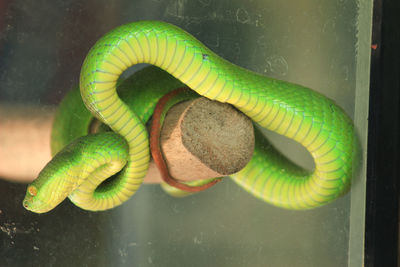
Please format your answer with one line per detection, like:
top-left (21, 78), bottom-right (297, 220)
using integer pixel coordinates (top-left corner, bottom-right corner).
top-left (0, 98), bottom-right (254, 184)
top-left (158, 97), bottom-right (254, 182)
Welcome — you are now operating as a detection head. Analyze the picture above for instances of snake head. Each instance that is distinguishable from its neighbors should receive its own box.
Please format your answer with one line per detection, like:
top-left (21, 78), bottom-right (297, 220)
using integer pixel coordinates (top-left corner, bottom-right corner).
top-left (23, 151), bottom-right (75, 213)
top-left (23, 185), bottom-right (45, 212)
top-left (22, 183), bottom-right (60, 213)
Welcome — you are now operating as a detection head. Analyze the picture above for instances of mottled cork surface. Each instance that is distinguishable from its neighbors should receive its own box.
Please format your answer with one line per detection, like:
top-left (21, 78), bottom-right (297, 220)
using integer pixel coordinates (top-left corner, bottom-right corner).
top-left (161, 97), bottom-right (254, 181)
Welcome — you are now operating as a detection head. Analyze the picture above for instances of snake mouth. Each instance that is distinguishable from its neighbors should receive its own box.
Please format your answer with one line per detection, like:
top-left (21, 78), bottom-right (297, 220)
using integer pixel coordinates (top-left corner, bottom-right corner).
top-left (22, 194), bottom-right (52, 213)
top-left (22, 199), bottom-right (29, 209)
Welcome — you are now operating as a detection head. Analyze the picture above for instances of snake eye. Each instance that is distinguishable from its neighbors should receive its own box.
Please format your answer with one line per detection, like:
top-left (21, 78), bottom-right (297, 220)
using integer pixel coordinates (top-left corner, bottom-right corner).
top-left (28, 186), bottom-right (37, 196)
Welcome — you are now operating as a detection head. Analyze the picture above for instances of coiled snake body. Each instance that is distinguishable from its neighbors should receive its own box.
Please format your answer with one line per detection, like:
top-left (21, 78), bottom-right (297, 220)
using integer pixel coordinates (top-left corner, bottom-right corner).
top-left (23, 21), bottom-right (357, 213)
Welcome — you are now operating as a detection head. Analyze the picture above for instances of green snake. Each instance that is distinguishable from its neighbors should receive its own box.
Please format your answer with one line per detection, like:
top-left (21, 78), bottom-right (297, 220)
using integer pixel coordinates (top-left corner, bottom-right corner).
top-left (23, 21), bottom-right (357, 213)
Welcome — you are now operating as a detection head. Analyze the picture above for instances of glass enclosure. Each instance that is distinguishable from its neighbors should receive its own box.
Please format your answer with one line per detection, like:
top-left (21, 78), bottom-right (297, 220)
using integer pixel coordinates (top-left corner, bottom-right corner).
top-left (0, 0), bottom-right (371, 266)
